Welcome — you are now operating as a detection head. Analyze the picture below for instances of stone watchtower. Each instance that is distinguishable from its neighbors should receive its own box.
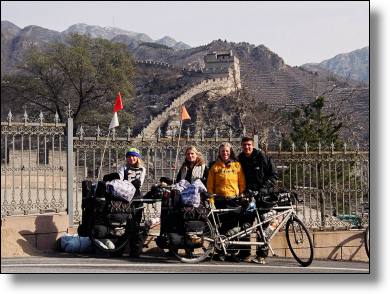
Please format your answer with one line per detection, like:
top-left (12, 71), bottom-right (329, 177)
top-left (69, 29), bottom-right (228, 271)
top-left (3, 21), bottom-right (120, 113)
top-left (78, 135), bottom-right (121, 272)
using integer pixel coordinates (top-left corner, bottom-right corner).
top-left (203, 50), bottom-right (241, 88)
top-left (139, 51), bottom-right (241, 138)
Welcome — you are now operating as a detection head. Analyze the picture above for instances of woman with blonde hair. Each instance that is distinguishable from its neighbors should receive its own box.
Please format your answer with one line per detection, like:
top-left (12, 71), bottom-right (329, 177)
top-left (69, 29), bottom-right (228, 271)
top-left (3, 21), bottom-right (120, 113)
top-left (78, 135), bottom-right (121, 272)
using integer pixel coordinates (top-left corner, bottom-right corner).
top-left (176, 145), bottom-right (208, 185)
top-left (207, 142), bottom-right (245, 198)
top-left (118, 147), bottom-right (147, 258)
top-left (206, 142), bottom-right (246, 262)
top-left (118, 147), bottom-right (146, 185)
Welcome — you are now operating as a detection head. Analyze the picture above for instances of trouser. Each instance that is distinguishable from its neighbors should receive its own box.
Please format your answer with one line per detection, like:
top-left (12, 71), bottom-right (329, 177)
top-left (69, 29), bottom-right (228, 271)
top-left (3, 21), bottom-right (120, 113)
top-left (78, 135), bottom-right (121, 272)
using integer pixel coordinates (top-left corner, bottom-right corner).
top-left (237, 206), bottom-right (269, 258)
top-left (128, 201), bottom-right (148, 257)
top-left (214, 198), bottom-right (241, 236)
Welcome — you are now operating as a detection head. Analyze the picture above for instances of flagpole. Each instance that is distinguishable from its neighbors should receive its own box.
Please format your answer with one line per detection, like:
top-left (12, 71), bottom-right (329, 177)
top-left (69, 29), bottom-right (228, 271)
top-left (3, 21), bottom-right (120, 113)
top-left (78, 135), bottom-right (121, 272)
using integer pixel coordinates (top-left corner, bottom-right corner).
top-left (173, 120), bottom-right (183, 184)
top-left (97, 129), bottom-right (111, 181)
top-left (97, 92), bottom-right (123, 181)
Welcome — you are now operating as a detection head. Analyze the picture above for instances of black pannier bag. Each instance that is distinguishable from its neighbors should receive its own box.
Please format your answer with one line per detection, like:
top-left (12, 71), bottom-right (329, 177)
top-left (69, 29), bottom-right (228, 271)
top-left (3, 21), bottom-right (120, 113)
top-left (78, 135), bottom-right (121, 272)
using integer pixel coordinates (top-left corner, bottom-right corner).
top-left (181, 205), bottom-right (210, 248)
top-left (184, 220), bottom-right (205, 248)
top-left (106, 213), bottom-right (129, 227)
top-left (95, 181), bottom-right (107, 197)
top-left (182, 205), bottom-right (209, 223)
top-left (184, 220), bottom-right (204, 235)
top-left (108, 199), bottom-right (132, 214)
top-left (82, 180), bottom-right (94, 209)
top-left (79, 179), bottom-right (133, 239)
top-left (159, 189), bottom-right (181, 236)
top-left (78, 180), bottom-right (98, 236)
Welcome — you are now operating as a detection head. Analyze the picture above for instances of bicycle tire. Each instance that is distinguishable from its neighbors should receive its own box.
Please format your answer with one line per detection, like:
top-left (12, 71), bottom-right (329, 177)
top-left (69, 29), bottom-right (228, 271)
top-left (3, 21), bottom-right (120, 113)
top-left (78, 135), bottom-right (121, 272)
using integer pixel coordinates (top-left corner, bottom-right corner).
top-left (172, 219), bottom-right (216, 264)
top-left (364, 227), bottom-right (369, 258)
top-left (285, 216), bottom-right (314, 267)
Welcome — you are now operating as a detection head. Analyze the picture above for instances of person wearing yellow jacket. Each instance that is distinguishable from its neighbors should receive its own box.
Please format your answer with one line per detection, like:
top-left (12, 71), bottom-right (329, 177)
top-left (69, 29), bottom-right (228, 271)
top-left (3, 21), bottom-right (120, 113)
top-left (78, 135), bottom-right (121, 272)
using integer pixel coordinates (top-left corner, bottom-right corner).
top-left (207, 142), bottom-right (246, 262)
top-left (207, 143), bottom-right (246, 198)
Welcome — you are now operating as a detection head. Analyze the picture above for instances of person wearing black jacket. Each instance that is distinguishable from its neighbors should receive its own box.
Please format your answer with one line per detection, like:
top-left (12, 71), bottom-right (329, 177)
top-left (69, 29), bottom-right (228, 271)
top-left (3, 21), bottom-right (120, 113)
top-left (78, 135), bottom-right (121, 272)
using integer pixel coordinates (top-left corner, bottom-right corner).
top-left (238, 137), bottom-right (278, 264)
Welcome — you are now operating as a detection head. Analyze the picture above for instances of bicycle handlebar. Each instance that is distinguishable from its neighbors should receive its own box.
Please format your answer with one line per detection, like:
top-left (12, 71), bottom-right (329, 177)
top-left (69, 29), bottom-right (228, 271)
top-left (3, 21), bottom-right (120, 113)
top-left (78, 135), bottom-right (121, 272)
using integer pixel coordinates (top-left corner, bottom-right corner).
top-left (244, 189), bottom-right (303, 204)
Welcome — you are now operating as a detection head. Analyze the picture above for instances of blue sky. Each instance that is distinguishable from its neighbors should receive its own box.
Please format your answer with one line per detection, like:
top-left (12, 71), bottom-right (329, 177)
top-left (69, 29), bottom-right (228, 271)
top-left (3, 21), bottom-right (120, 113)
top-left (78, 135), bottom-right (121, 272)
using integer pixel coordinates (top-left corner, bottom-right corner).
top-left (1, 1), bottom-right (369, 65)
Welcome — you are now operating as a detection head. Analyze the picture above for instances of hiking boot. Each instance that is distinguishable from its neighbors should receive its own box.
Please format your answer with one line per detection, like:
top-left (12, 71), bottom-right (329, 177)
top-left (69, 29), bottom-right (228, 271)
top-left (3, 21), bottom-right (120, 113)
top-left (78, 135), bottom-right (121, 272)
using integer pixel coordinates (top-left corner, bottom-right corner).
top-left (101, 239), bottom-right (115, 250)
top-left (252, 256), bottom-right (266, 264)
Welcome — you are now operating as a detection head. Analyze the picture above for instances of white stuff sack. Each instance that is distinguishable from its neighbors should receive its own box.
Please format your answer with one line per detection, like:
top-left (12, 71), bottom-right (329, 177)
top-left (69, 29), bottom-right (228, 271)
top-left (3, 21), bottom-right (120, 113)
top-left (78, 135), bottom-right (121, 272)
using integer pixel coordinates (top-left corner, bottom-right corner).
top-left (106, 179), bottom-right (136, 203)
top-left (180, 179), bottom-right (207, 208)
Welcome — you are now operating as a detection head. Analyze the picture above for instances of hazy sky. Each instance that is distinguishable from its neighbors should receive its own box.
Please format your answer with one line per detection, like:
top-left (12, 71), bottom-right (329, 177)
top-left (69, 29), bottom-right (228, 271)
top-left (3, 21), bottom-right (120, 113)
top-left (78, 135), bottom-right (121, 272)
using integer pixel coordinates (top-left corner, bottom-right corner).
top-left (1, 1), bottom-right (369, 66)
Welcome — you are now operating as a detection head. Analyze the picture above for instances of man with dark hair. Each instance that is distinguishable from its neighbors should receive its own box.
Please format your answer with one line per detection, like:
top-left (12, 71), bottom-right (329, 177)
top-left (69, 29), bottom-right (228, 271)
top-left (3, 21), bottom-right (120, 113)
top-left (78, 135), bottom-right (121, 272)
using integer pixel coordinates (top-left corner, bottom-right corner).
top-left (238, 136), bottom-right (278, 264)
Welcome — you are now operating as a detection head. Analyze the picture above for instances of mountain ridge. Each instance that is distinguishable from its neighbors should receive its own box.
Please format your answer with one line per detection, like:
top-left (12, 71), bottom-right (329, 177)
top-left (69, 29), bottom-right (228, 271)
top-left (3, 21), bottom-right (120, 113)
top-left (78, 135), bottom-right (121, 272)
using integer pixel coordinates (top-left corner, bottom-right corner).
top-left (302, 46), bottom-right (368, 84)
top-left (0, 21), bottom-right (368, 145)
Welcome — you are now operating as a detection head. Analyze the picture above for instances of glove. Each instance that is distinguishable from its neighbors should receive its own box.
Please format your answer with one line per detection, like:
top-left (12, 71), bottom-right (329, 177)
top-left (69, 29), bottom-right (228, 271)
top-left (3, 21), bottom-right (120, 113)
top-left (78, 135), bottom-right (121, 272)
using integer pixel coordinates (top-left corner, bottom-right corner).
top-left (160, 177), bottom-right (173, 185)
top-left (240, 197), bottom-right (249, 207)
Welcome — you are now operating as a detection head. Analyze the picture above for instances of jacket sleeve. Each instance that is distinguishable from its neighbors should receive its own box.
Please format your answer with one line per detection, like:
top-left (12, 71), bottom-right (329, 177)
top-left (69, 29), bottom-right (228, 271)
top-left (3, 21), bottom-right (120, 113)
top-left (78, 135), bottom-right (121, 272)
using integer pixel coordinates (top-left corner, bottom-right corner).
top-left (237, 163), bottom-right (246, 194)
top-left (118, 165), bottom-right (125, 180)
top-left (202, 165), bottom-right (209, 186)
top-left (265, 156), bottom-right (278, 186)
top-left (175, 166), bottom-right (182, 184)
top-left (206, 165), bottom-right (215, 194)
top-left (139, 166), bottom-right (146, 186)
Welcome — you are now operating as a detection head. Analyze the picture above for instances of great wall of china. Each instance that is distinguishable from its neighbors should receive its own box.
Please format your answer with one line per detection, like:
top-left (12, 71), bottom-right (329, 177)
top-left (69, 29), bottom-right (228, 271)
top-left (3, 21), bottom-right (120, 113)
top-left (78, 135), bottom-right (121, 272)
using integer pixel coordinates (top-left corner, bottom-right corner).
top-left (137, 50), bottom-right (242, 138)
top-left (135, 51), bottom-right (368, 140)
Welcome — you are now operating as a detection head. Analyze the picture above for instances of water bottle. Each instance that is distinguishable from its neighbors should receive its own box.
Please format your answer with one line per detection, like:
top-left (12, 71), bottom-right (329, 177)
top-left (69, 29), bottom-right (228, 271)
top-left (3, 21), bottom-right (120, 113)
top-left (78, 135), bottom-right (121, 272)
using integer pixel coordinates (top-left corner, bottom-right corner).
top-left (264, 209), bottom-right (276, 220)
top-left (264, 210), bottom-right (279, 240)
top-left (264, 222), bottom-right (277, 240)
top-left (226, 226), bottom-right (241, 237)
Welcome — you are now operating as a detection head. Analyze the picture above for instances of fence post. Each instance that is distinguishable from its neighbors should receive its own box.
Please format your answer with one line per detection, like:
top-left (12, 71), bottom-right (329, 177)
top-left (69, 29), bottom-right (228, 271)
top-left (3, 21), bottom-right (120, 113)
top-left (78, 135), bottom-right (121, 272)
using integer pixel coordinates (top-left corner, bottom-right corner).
top-left (67, 116), bottom-right (74, 227)
top-left (253, 135), bottom-right (259, 150)
top-left (320, 192), bottom-right (326, 228)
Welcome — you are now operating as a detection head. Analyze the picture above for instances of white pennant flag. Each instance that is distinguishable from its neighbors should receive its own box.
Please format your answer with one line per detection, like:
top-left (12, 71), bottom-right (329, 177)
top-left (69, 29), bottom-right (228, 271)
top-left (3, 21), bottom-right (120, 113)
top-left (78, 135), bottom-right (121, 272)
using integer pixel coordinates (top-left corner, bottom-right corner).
top-left (108, 92), bottom-right (123, 129)
top-left (109, 112), bottom-right (119, 129)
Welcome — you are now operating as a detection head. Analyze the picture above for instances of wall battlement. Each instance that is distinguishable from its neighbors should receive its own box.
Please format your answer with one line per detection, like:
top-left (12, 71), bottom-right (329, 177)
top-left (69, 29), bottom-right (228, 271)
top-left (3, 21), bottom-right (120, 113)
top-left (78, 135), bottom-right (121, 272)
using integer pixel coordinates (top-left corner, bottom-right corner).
top-left (137, 52), bottom-right (241, 138)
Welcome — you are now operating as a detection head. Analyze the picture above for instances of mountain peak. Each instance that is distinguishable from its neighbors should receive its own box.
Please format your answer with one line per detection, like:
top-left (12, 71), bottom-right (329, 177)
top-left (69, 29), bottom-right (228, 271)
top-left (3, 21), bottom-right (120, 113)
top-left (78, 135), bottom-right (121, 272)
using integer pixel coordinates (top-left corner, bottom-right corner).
top-left (61, 23), bottom-right (189, 49)
top-left (302, 46), bottom-right (368, 83)
top-left (155, 36), bottom-right (190, 50)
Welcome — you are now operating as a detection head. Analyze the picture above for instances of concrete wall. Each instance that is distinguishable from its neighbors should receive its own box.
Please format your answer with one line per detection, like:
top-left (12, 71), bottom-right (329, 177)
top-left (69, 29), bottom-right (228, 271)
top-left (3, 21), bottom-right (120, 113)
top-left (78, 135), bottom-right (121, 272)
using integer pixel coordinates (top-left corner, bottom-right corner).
top-left (1, 213), bottom-right (69, 251)
top-left (269, 230), bottom-right (368, 262)
top-left (1, 215), bottom-right (368, 262)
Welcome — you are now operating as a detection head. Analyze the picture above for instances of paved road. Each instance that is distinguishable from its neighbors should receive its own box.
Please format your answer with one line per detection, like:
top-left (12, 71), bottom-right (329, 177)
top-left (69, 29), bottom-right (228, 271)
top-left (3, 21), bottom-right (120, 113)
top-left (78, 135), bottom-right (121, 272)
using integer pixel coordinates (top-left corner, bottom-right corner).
top-left (1, 253), bottom-right (369, 273)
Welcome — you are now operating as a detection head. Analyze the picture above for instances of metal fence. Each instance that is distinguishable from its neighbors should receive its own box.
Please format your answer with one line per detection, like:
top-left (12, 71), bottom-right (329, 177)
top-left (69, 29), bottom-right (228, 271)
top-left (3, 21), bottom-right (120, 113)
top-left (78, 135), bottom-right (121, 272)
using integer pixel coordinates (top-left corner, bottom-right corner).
top-left (1, 111), bottom-right (66, 217)
top-left (1, 111), bottom-right (369, 230)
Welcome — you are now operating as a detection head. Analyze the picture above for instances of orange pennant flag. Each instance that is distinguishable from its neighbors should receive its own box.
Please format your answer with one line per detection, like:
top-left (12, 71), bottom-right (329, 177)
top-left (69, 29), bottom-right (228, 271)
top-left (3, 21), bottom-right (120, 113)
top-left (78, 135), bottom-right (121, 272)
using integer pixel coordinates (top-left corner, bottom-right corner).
top-left (180, 105), bottom-right (191, 121)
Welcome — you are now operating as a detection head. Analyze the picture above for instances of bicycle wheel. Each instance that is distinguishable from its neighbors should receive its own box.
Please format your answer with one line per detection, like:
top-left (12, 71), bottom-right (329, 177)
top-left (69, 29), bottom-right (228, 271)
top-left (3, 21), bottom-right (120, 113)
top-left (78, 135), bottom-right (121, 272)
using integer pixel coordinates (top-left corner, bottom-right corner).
top-left (285, 216), bottom-right (314, 267)
top-left (173, 220), bottom-right (216, 264)
top-left (364, 227), bottom-right (369, 258)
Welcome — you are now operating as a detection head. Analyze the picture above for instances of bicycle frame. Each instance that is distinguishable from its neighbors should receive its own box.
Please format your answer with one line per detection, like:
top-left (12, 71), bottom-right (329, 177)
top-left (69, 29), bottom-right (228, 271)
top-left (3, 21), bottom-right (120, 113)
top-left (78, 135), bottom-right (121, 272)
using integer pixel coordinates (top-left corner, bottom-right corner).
top-left (207, 203), bottom-right (296, 256)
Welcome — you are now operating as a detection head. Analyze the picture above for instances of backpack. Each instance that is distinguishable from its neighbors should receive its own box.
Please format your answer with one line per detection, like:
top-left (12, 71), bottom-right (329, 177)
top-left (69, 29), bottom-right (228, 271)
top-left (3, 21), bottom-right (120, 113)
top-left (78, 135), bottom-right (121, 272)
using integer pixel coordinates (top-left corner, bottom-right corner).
top-left (181, 204), bottom-right (210, 223)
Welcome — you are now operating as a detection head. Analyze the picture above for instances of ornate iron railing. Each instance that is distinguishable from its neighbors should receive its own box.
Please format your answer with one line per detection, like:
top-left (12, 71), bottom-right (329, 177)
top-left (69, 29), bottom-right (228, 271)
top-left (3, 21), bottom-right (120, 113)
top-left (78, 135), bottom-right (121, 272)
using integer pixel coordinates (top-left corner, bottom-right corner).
top-left (1, 110), bottom-right (66, 217)
top-left (1, 112), bottom-right (369, 229)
